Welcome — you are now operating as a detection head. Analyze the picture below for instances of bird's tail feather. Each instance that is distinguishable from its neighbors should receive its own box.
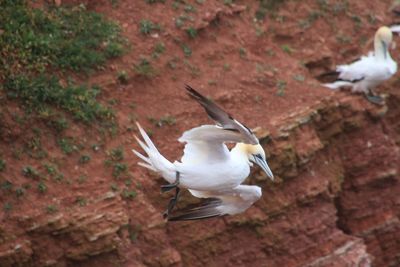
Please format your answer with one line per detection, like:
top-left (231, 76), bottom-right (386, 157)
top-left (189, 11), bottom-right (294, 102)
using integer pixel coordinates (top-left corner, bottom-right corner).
top-left (132, 123), bottom-right (176, 183)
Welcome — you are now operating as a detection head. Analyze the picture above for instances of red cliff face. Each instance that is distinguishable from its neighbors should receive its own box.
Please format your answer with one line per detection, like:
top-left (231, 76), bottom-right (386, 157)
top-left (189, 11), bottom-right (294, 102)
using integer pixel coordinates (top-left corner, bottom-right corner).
top-left (1, 93), bottom-right (399, 267)
top-left (162, 93), bottom-right (400, 267)
top-left (1, 0), bottom-right (400, 266)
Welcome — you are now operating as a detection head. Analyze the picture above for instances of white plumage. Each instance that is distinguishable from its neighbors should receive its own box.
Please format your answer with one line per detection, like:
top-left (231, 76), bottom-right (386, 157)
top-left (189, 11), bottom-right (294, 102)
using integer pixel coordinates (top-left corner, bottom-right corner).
top-left (132, 86), bottom-right (274, 221)
top-left (322, 26), bottom-right (397, 104)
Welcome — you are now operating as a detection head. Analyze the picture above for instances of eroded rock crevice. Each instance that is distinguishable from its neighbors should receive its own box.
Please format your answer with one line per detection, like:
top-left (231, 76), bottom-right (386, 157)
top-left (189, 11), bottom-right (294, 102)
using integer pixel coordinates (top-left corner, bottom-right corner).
top-left (158, 93), bottom-right (399, 267)
top-left (330, 94), bottom-right (400, 267)
top-left (270, 92), bottom-right (400, 267)
top-left (1, 93), bottom-right (399, 267)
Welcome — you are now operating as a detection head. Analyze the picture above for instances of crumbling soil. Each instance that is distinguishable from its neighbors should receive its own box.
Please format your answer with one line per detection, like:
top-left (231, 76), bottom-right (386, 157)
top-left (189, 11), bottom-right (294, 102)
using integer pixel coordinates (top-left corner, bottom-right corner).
top-left (1, 0), bottom-right (400, 266)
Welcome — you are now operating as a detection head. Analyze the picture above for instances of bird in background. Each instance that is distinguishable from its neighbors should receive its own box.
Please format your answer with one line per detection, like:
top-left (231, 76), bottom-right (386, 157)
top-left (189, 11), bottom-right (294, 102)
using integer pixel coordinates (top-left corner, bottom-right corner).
top-left (318, 26), bottom-right (397, 105)
top-left (132, 85), bottom-right (274, 221)
top-left (388, 0), bottom-right (400, 35)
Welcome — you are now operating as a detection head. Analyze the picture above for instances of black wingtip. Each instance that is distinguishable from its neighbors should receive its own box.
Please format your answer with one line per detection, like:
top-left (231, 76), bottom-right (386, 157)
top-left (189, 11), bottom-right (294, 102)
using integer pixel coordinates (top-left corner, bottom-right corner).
top-left (315, 71), bottom-right (340, 83)
top-left (167, 198), bottom-right (223, 221)
top-left (168, 213), bottom-right (221, 221)
top-left (392, 9), bottom-right (400, 16)
top-left (185, 84), bottom-right (204, 100)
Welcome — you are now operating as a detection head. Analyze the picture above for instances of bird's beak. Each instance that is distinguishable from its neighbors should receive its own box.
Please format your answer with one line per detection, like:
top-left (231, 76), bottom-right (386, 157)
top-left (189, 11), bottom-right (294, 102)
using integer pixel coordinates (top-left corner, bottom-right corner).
top-left (382, 41), bottom-right (388, 59)
top-left (254, 157), bottom-right (274, 181)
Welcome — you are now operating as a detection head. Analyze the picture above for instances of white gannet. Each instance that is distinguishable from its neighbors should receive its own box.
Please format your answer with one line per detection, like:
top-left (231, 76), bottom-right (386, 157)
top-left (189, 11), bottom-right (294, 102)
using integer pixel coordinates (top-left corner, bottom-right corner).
top-left (132, 85), bottom-right (274, 221)
top-left (320, 26), bottom-right (397, 104)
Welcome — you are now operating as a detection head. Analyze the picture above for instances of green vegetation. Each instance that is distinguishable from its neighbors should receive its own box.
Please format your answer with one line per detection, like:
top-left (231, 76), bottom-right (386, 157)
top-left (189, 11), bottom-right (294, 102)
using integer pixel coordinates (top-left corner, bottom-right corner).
top-left (276, 80), bottom-right (286, 96)
top-left (48, 116), bottom-right (69, 132)
top-left (127, 224), bottom-right (141, 242)
top-left (139, 19), bottom-right (160, 35)
top-left (293, 74), bottom-right (305, 82)
top-left (0, 1), bottom-right (123, 123)
top-left (44, 163), bottom-right (58, 175)
top-left (58, 137), bottom-right (76, 154)
top-left (3, 203), bottom-right (12, 212)
top-left (122, 189), bottom-right (137, 200)
top-left (78, 175), bottom-right (87, 184)
top-left (79, 155), bottom-right (91, 164)
top-left (281, 44), bottom-right (294, 54)
top-left (22, 166), bottom-right (41, 179)
top-left (38, 181), bottom-right (47, 193)
top-left (43, 163), bottom-right (64, 182)
top-left (186, 27), bottom-right (198, 38)
top-left (105, 146), bottom-right (129, 179)
top-left (184, 4), bottom-right (196, 13)
top-left (152, 42), bottom-right (166, 59)
top-left (0, 159), bottom-right (5, 171)
top-left (46, 204), bottom-right (58, 214)
top-left (113, 163), bottom-right (128, 178)
top-left (239, 47), bottom-right (247, 58)
top-left (182, 44), bottom-right (192, 57)
top-left (117, 70), bottom-right (129, 84)
top-left (16, 187), bottom-right (25, 197)
top-left (255, 0), bottom-right (287, 21)
top-left (134, 58), bottom-right (158, 78)
top-left (110, 147), bottom-right (124, 161)
top-left (111, 183), bottom-right (119, 191)
top-left (1, 181), bottom-right (13, 191)
top-left (76, 196), bottom-right (87, 206)
top-left (0, 1), bottom-right (124, 74)
top-left (223, 63), bottom-right (231, 71)
top-left (4, 76), bottom-right (114, 123)
top-left (145, 0), bottom-right (166, 3)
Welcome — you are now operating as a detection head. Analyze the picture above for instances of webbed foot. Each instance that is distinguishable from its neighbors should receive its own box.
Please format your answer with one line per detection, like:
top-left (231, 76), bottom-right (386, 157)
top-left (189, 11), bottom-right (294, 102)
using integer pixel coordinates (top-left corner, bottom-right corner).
top-left (160, 171), bottom-right (180, 193)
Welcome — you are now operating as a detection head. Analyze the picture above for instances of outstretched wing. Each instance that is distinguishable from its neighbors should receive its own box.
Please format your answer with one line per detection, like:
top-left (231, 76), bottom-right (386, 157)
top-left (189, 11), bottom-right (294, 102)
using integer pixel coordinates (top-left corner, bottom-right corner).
top-left (185, 85), bottom-right (259, 145)
top-left (168, 185), bottom-right (262, 221)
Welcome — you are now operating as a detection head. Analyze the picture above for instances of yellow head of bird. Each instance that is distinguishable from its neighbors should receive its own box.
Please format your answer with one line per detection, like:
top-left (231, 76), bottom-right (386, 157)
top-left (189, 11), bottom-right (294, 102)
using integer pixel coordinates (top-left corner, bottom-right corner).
top-left (236, 143), bottom-right (274, 180)
top-left (376, 26), bottom-right (393, 45)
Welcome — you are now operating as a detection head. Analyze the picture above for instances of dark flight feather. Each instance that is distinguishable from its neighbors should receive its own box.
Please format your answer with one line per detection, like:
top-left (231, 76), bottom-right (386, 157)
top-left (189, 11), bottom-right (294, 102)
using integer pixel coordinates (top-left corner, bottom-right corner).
top-left (168, 198), bottom-right (223, 221)
top-left (316, 70), bottom-right (365, 84)
top-left (185, 85), bottom-right (259, 145)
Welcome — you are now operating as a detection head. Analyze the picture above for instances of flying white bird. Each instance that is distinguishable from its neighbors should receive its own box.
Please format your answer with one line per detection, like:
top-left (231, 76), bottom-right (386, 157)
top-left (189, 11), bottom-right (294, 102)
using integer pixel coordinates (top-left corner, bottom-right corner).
top-left (132, 85), bottom-right (274, 221)
top-left (319, 26), bottom-right (397, 105)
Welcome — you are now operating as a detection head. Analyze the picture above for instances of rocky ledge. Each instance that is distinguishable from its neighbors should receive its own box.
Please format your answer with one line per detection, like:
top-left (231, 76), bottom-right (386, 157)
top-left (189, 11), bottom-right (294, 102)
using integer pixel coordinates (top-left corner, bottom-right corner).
top-left (1, 91), bottom-right (399, 267)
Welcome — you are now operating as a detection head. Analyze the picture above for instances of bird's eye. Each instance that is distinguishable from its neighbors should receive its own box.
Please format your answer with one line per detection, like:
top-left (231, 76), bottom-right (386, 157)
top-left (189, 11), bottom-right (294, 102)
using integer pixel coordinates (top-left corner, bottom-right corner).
top-left (255, 154), bottom-right (263, 160)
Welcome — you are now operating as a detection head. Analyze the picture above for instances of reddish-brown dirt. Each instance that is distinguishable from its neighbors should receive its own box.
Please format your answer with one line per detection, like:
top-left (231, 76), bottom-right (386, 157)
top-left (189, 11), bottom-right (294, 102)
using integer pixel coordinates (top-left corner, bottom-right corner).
top-left (1, 0), bottom-right (400, 266)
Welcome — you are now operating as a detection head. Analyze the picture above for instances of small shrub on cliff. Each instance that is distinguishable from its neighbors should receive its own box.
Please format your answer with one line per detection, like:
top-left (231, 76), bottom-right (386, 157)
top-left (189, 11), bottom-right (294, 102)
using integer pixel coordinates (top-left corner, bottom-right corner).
top-left (3, 203), bottom-right (12, 212)
top-left (0, 159), bottom-right (5, 171)
top-left (109, 147), bottom-right (124, 161)
top-left (113, 163), bottom-right (128, 178)
top-left (37, 181), bottom-right (47, 193)
top-left (122, 189), bottom-right (137, 200)
top-left (0, 1), bottom-right (124, 123)
top-left (22, 166), bottom-right (41, 179)
top-left (139, 19), bottom-right (160, 35)
top-left (186, 27), bottom-right (198, 38)
top-left (46, 205), bottom-right (58, 214)
top-left (134, 58), bottom-right (158, 78)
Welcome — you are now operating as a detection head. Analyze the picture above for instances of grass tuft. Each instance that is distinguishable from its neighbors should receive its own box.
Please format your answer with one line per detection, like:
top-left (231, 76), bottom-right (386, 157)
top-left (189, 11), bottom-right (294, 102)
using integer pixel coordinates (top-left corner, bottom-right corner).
top-left (4, 75), bottom-right (114, 123)
top-left (139, 19), bottom-right (160, 35)
top-left (134, 58), bottom-right (158, 77)
top-left (0, 1), bottom-right (123, 123)
top-left (0, 1), bottom-right (124, 74)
